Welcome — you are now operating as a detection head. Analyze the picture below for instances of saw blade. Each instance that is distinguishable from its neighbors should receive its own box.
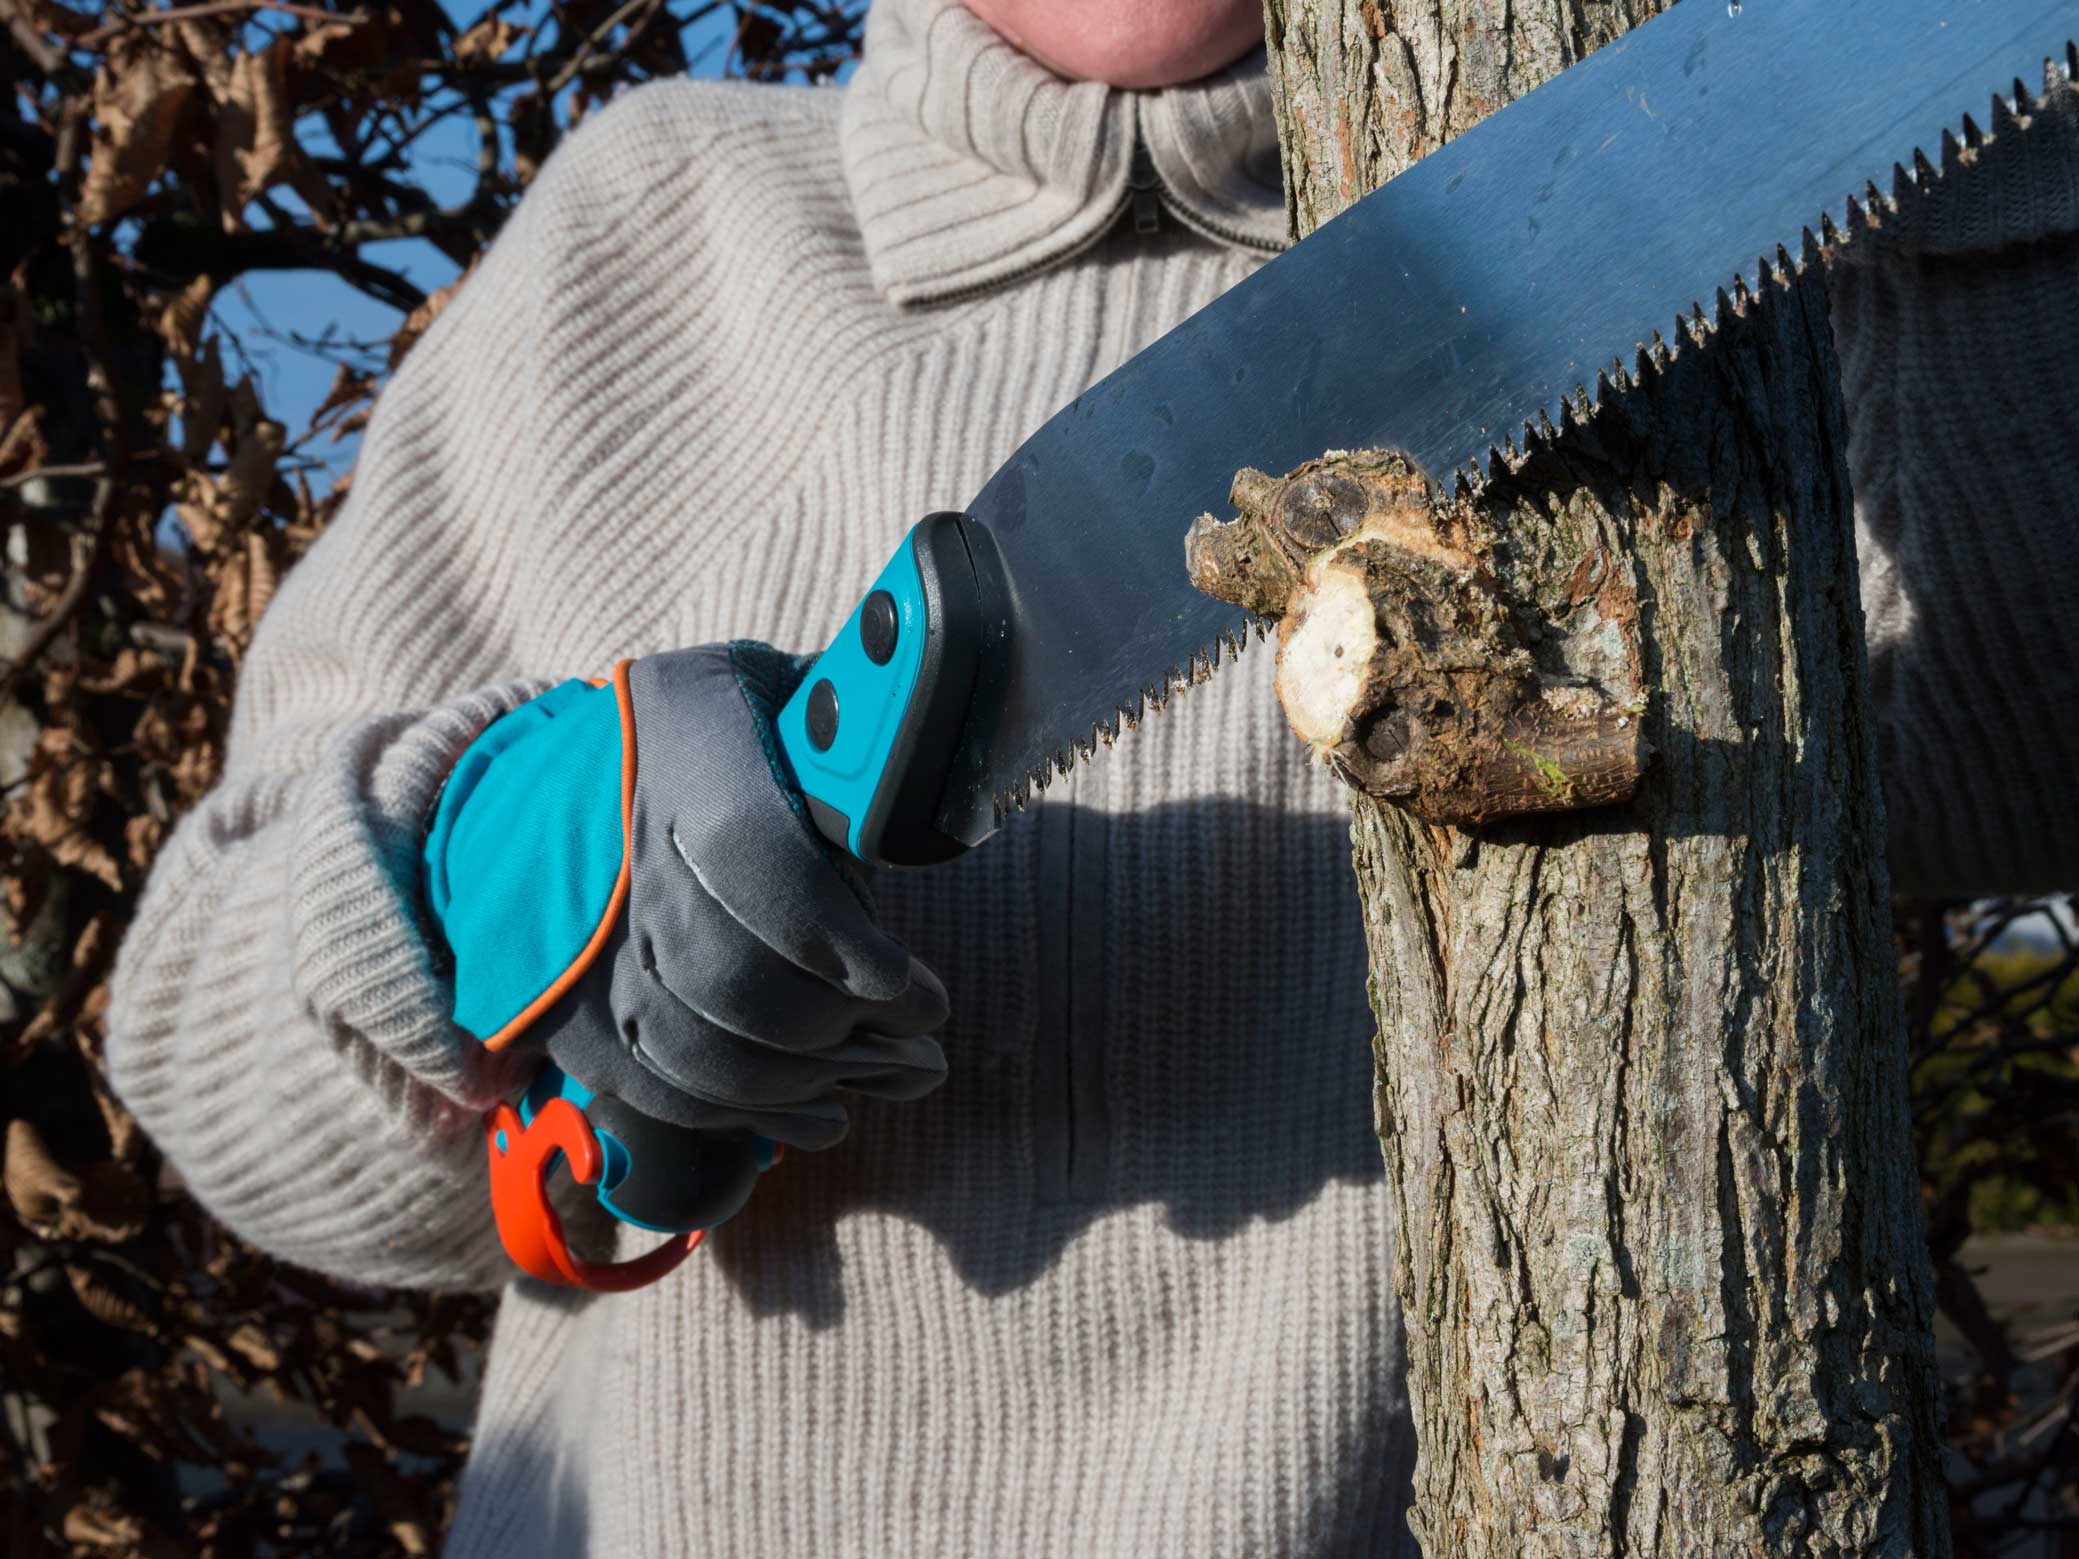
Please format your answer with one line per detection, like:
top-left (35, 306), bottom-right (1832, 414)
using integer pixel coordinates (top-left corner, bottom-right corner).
top-left (932, 0), bottom-right (2078, 845)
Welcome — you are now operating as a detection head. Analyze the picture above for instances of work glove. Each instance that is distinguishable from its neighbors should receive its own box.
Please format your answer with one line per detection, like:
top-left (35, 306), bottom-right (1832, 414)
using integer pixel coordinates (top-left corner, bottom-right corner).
top-left (423, 643), bottom-right (950, 1244)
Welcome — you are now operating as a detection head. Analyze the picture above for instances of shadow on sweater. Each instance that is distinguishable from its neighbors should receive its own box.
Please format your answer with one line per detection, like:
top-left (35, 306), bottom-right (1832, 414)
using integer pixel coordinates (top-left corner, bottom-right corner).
top-left (443, 1412), bottom-right (592, 1558)
top-left (697, 802), bottom-right (1390, 1321)
top-left (448, 1283), bottom-right (1419, 1558)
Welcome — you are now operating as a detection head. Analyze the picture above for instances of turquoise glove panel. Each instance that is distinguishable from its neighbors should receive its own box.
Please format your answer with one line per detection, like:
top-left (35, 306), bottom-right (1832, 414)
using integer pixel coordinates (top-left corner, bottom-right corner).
top-left (424, 679), bottom-right (624, 1043)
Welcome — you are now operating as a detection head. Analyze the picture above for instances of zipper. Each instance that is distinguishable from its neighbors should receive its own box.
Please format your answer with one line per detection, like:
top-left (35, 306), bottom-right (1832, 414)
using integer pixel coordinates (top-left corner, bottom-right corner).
top-left (1126, 110), bottom-right (1286, 255)
top-left (1127, 142), bottom-right (1165, 236)
top-left (1160, 193), bottom-right (1288, 254)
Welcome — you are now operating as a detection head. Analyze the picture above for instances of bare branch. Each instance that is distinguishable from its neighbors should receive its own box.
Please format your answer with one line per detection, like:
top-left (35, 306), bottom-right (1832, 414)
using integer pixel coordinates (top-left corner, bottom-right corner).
top-left (76, 0), bottom-right (367, 46)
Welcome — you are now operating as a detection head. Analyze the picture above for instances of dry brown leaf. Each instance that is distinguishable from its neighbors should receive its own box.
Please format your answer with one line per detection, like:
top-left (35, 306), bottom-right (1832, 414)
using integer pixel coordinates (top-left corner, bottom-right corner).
top-left (175, 340), bottom-right (228, 469)
top-left (107, 522), bottom-right (184, 620)
top-left (214, 413), bottom-right (285, 533)
top-left (172, 15), bottom-right (237, 99)
top-left (388, 254), bottom-right (479, 369)
top-left (0, 401), bottom-right (48, 479)
top-left (3, 1119), bottom-right (144, 1241)
top-left (212, 38), bottom-right (297, 228)
top-left (207, 528), bottom-right (282, 656)
top-left (88, 1066), bottom-right (145, 1164)
top-left (292, 6), bottom-right (420, 103)
top-left (131, 698), bottom-right (221, 802)
top-left (124, 810), bottom-right (166, 868)
top-left (89, 1367), bottom-right (169, 1456)
top-left (73, 907), bottom-right (114, 971)
top-left (226, 1322), bottom-right (281, 1371)
top-left (79, 645), bottom-right (153, 695)
top-left (79, 37), bottom-right (200, 227)
top-left (246, 527), bottom-right (280, 617)
top-left (310, 363), bottom-right (376, 429)
top-left (175, 471), bottom-right (225, 549)
top-left (156, 273), bottom-right (216, 361)
top-left (293, 13), bottom-right (376, 69)
top-left (176, 382), bottom-right (283, 552)
top-left (4, 1117), bottom-right (81, 1233)
top-left (184, 1331), bottom-right (232, 1374)
top-left (16, 736), bottom-right (124, 891)
top-left (78, 974), bottom-right (111, 1033)
top-left (8, 1122), bottom-right (131, 1232)
top-left (453, 14), bottom-right (521, 63)
top-left (67, 1260), bottom-right (158, 1334)
top-left (62, 1500), bottom-right (144, 1550)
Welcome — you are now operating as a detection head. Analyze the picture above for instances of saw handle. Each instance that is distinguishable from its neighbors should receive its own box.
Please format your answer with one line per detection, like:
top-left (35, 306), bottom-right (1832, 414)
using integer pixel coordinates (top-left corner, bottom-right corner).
top-left (776, 514), bottom-right (984, 867)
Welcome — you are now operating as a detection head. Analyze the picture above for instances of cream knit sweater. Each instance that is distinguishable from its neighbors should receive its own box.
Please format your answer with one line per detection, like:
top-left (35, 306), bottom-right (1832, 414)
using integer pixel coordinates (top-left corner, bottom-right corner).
top-left (106, 1), bottom-right (2077, 1553)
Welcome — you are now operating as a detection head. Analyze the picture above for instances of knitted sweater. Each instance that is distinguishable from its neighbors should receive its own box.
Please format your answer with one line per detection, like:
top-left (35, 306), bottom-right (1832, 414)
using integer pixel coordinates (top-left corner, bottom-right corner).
top-left (105, 1), bottom-right (2077, 1552)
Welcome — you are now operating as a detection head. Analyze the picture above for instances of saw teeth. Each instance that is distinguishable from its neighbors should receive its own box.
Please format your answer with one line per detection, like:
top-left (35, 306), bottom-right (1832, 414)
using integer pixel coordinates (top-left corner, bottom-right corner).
top-left (989, 620), bottom-right (1258, 821)
top-left (1457, 40), bottom-right (2078, 494)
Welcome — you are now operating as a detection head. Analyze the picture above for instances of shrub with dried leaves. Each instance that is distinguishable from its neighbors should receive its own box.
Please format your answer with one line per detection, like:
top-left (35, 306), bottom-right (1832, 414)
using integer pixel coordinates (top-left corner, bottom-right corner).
top-left (2, 4), bottom-right (860, 1553)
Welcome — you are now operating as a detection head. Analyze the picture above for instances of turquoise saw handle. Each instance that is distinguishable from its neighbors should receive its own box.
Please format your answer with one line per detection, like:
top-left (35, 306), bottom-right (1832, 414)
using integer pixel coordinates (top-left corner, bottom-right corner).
top-left (775, 514), bottom-right (986, 867)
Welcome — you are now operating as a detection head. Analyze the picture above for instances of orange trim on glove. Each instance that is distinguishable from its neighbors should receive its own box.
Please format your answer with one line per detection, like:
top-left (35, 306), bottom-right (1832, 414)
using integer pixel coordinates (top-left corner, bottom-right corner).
top-left (482, 659), bottom-right (638, 1053)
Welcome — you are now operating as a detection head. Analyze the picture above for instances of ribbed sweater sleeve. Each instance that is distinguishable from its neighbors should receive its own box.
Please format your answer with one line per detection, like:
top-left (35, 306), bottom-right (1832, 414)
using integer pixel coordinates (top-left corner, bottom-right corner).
top-left (105, 128), bottom-right (615, 1292)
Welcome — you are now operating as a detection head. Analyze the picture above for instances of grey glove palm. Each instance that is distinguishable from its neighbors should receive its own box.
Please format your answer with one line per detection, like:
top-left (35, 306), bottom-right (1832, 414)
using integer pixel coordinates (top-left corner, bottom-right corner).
top-left (528, 643), bottom-right (951, 1149)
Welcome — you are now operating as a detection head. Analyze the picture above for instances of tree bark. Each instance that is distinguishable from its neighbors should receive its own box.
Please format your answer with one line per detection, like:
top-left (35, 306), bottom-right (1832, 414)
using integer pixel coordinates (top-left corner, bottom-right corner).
top-left (1231, 3), bottom-right (1951, 1552)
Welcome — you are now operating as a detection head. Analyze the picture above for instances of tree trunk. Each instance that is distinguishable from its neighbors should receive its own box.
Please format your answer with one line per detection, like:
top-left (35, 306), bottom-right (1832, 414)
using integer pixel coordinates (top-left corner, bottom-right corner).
top-left (1237, 3), bottom-right (1950, 1552)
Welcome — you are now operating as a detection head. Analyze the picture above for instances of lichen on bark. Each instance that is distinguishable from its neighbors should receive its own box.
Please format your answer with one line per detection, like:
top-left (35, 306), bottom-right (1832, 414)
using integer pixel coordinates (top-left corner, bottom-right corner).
top-left (1240, 2), bottom-right (1952, 1554)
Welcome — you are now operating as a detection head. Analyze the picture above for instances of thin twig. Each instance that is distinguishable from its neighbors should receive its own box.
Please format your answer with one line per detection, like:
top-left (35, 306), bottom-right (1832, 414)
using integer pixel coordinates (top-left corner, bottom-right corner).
top-left (77, 0), bottom-right (365, 46)
top-left (546, 0), bottom-right (666, 93)
top-left (0, 460), bottom-right (107, 492)
top-left (1, 0), bottom-right (67, 74)
top-left (2, 508), bottom-right (109, 678)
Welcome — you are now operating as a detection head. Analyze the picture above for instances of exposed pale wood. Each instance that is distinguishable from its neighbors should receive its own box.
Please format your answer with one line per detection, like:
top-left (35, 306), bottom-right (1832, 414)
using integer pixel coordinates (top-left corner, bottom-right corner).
top-left (1249, 2), bottom-right (1951, 1551)
top-left (1189, 450), bottom-right (1648, 826)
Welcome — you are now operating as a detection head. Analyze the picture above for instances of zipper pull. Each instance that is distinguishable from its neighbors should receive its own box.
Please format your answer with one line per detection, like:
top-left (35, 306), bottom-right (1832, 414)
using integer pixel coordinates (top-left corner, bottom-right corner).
top-left (1127, 142), bottom-right (1163, 236)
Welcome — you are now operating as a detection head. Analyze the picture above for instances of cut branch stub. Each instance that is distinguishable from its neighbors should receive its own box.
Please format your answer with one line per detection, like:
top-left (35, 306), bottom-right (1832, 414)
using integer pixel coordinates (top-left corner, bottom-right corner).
top-left (1186, 449), bottom-right (1647, 826)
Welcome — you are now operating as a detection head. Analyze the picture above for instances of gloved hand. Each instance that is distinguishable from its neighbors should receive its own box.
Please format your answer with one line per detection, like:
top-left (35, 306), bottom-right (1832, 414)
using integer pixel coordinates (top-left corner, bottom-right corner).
top-left (424, 643), bottom-right (951, 1194)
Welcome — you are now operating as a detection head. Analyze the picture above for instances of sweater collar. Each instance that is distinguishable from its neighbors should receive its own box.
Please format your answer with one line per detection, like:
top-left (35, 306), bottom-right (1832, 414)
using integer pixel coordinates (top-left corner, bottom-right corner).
top-left (840, 0), bottom-right (1291, 306)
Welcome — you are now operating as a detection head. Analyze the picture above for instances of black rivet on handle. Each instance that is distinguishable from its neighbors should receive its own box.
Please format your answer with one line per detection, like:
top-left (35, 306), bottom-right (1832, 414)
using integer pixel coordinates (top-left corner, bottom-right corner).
top-left (806, 679), bottom-right (839, 750)
top-left (860, 590), bottom-right (899, 665)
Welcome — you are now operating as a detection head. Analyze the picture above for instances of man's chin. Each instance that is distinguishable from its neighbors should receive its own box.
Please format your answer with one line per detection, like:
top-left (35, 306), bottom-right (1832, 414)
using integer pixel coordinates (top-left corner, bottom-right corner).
top-left (962, 0), bottom-right (1265, 88)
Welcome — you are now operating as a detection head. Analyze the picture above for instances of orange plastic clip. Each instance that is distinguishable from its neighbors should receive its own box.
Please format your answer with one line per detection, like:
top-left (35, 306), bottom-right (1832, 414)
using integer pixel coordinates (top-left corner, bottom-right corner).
top-left (484, 1099), bottom-right (703, 1293)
